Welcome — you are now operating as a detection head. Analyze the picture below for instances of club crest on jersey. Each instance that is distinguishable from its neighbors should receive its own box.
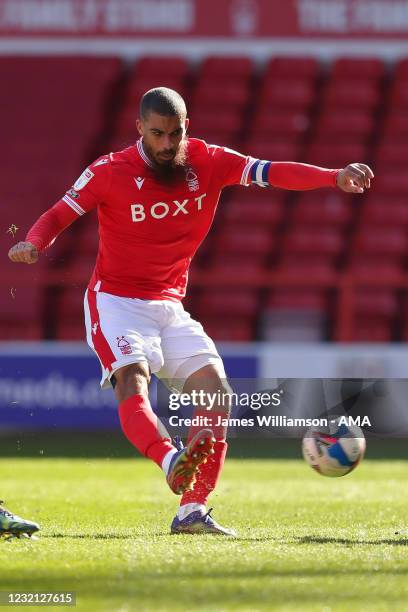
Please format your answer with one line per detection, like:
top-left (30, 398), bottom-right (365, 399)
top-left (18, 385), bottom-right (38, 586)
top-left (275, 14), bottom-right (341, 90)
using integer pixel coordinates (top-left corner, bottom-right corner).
top-left (74, 168), bottom-right (94, 191)
top-left (185, 167), bottom-right (199, 192)
top-left (117, 336), bottom-right (133, 355)
top-left (68, 189), bottom-right (80, 199)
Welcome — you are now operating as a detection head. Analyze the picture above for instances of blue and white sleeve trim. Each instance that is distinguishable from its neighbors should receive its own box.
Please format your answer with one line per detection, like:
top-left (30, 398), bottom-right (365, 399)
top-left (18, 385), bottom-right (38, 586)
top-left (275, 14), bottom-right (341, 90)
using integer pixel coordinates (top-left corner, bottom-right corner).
top-left (62, 194), bottom-right (86, 216)
top-left (250, 159), bottom-right (271, 188)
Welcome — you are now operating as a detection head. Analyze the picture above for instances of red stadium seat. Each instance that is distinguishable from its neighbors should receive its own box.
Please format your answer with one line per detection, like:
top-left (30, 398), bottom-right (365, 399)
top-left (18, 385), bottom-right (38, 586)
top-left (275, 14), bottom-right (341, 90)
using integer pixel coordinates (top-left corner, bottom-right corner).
top-left (223, 198), bottom-right (284, 227)
top-left (244, 140), bottom-right (300, 161)
top-left (200, 56), bottom-right (253, 80)
top-left (390, 82), bottom-right (408, 107)
top-left (359, 200), bottom-right (408, 226)
top-left (215, 226), bottom-right (273, 256)
top-left (331, 58), bottom-right (384, 81)
top-left (316, 112), bottom-right (374, 140)
top-left (203, 256), bottom-right (267, 284)
top-left (354, 290), bottom-right (398, 318)
top-left (265, 57), bottom-right (319, 80)
top-left (189, 111), bottom-right (243, 138)
top-left (273, 257), bottom-right (337, 283)
top-left (375, 142), bottom-right (408, 166)
top-left (260, 79), bottom-right (315, 109)
top-left (134, 56), bottom-right (189, 78)
top-left (395, 58), bottom-right (408, 81)
top-left (202, 318), bottom-right (255, 341)
top-left (193, 79), bottom-right (250, 109)
top-left (282, 228), bottom-right (344, 257)
top-left (266, 289), bottom-right (328, 310)
top-left (251, 111), bottom-right (310, 139)
top-left (306, 141), bottom-right (368, 167)
top-left (374, 172), bottom-right (408, 195)
top-left (195, 290), bottom-right (259, 317)
top-left (352, 319), bottom-right (393, 342)
top-left (353, 228), bottom-right (408, 257)
top-left (323, 81), bottom-right (380, 110)
top-left (382, 112), bottom-right (408, 139)
top-left (291, 192), bottom-right (351, 227)
top-left (347, 257), bottom-right (404, 281)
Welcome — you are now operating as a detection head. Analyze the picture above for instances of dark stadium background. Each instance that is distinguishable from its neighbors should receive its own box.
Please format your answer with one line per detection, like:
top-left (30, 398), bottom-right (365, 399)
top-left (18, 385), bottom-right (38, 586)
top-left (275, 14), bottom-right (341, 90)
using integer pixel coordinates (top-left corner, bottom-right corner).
top-left (1, 0), bottom-right (408, 456)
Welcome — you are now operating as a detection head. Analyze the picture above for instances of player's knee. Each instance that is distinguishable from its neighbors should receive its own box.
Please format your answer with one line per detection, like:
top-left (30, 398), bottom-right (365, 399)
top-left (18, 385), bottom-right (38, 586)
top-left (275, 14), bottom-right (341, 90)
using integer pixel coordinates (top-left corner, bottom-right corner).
top-left (184, 366), bottom-right (233, 416)
top-left (216, 379), bottom-right (233, 416)
top-left (113, 362), bottom-right (150, 403)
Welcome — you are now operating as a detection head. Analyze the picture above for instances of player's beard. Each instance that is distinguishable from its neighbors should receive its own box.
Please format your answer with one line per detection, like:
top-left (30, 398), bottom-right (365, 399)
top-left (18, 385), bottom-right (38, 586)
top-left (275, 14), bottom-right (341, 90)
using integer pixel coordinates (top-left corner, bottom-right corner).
top-left (144, 138), bottom-right (188, 185)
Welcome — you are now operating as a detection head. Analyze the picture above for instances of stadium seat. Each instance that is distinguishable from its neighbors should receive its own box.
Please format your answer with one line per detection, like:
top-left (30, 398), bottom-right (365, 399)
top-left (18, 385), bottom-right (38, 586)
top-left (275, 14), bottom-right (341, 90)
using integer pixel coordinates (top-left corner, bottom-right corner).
top-left (352, 228), bottom-right (408, 257)
top-left (323, 81), bottom-right (380, 110)
top-left (291, 192), bottom-right (351, 227)
top-left (382, 112), bottom-right (408, 139)
top-left (202, 256), bottom-right (268, 284)
top-left (223, 198), bottom-right (284, 227)
top-left (260, 79), bottom-right (315, 109)
top-left (374, 173), bottom-right (408, 195)
top-left (199, 56), bottom-right (253, 80)
top-left (134, 56), bottom-right (189, 79)
top-left (251, 111), bottom-right (310, 139)
top-left (265, 57), bottom-right (319, 80)
top-left (347, 258), bottom-right (404, 281)
top-left (316, 112), bottom-right (375, 140)
top-left (375, 142), bottom-right (408, 166)
top-left (306, 141), bottom-right (368, 167)
top-left (193, 80), bottom-right (250, 109)
top-left (244, 140), bottom-right (301, 161)
top-left (261, 289), bottom-right (328, 341)
top-left (215, 226), bottom-right (273, 256)
top-left (352, 319), bottom-right (393, 342)
top-left (331, 57), bottom-right (384, 81)
top-left (282, 228), bottom-right (344, 257)
top-left (353, 290), bottom-right (398, 318)
top-left (272, 257), bottom-right (337, 283)
top-left (359, 200), bottom-right (408, 227)
top-left (201, 318), bottom-right (255, 341)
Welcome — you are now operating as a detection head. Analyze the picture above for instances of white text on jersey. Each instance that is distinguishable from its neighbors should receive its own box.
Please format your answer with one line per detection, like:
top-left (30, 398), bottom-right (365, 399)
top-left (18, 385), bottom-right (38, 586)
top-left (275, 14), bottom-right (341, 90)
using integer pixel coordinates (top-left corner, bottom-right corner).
top-left (131, 194), bottom-right (207, 222)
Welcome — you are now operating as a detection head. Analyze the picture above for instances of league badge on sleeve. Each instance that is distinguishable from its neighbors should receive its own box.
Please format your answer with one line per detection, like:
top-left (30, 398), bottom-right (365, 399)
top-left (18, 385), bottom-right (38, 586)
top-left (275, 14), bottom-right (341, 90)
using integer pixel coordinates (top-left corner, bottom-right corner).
top-left (74, 168), bottom-right (95, 191)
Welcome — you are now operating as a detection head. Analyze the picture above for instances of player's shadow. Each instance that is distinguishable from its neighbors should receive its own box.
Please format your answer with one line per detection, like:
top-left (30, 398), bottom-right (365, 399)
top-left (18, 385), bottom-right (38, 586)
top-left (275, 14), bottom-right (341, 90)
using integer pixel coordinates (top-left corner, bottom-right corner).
top-left (296, 535), bottom-right (408, 546)
top-left (44, 533), bottom-right (143, 540)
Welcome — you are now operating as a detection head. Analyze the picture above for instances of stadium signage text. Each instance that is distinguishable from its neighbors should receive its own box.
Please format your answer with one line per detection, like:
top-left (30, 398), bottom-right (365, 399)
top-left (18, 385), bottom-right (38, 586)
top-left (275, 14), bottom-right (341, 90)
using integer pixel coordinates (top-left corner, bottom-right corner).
top-left (1, 0), bottom-right (408, 38)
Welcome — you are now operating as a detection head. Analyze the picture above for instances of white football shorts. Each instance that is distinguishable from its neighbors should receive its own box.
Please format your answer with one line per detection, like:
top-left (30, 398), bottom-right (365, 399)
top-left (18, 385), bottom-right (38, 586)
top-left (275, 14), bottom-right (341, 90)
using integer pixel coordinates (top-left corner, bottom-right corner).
top-left (84, 289), bottom-right (226, 392)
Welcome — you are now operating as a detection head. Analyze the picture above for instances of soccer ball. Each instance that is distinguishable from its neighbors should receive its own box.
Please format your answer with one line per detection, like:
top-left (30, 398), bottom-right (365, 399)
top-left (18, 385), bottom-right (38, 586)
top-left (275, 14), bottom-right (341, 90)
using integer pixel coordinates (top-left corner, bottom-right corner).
top-left (302, 419), bottom-right (366, 477)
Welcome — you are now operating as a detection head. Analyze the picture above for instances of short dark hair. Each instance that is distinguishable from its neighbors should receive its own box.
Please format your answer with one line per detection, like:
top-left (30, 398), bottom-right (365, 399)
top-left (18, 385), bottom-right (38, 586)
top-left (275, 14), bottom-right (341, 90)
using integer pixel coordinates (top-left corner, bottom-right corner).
top-left (140, 87), bottom-right (187, 121)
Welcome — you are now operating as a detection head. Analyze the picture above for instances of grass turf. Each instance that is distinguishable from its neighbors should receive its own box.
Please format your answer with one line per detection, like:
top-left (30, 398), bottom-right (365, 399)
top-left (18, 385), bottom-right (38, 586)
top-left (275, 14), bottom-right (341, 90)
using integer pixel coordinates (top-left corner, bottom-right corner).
top-left (0, 456), bottom-right (408, 611)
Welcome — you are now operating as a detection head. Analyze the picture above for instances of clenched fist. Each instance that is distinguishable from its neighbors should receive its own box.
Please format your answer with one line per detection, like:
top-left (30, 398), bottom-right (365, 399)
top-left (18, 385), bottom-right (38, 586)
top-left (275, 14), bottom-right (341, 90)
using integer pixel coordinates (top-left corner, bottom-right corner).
top-left (337, 163), bottom-right (374, 194)
top-left (8, 241), bottom-right (39, 264)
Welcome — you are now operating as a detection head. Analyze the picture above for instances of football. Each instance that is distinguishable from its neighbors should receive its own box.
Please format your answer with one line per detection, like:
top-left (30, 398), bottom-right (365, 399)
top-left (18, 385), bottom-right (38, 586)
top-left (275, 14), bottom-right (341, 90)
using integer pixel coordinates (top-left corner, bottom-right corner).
top-left (302, 418), bottom-right (366, 477)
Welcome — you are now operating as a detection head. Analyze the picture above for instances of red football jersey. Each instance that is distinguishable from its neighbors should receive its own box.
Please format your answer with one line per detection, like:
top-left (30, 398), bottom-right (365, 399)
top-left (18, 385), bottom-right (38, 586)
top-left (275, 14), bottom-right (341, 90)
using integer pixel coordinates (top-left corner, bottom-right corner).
top-left (62, 138), bottom-right (256, 301)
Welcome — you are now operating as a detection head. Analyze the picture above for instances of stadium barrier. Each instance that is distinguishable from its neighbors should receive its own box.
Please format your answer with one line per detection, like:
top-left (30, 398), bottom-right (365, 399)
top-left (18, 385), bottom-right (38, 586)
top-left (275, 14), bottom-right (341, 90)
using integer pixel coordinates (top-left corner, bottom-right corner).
top-left (1, 341), bottom-right (408, 432)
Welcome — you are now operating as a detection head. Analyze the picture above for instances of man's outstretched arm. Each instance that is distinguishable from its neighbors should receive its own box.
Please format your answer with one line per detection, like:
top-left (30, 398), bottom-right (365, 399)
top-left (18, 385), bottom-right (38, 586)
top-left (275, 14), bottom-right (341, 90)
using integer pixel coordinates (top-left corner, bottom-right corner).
top-left (256, 160), bottom-right (374, 193)
top-left (8, 200), bottom-right (79, 264)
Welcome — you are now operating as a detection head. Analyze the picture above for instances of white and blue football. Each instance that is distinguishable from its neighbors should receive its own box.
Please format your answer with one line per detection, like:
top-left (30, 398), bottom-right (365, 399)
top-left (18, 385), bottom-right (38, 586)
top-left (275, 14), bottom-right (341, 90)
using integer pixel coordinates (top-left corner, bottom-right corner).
top-left (302, 419), bottom-right (366, 477)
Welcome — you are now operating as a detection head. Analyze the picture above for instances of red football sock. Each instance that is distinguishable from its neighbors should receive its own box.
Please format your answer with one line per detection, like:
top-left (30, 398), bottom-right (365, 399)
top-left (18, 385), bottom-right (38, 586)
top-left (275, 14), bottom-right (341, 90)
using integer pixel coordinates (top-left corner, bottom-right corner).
top-left (180, 409), bottom-right (228, 506)
top-left (180, 440), bottom-right (228, 506)
top-left (118, 394), bottom-right (174, 467)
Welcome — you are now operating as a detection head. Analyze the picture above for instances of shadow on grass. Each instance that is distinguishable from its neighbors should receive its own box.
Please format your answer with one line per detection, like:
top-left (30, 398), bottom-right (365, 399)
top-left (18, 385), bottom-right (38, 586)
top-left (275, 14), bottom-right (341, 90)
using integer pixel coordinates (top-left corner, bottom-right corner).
top-left (40, 532), bottom-right (408, 547)
top-left (1, 433), bottom-right (408, 459)
top-left (296, 535), bottom-right (408, 546)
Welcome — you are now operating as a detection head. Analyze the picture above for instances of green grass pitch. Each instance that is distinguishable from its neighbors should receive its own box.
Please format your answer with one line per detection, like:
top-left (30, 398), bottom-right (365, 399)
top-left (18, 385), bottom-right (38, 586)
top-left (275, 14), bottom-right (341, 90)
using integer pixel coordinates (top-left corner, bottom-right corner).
top-left (1, 454), bottom-right (408, 611)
